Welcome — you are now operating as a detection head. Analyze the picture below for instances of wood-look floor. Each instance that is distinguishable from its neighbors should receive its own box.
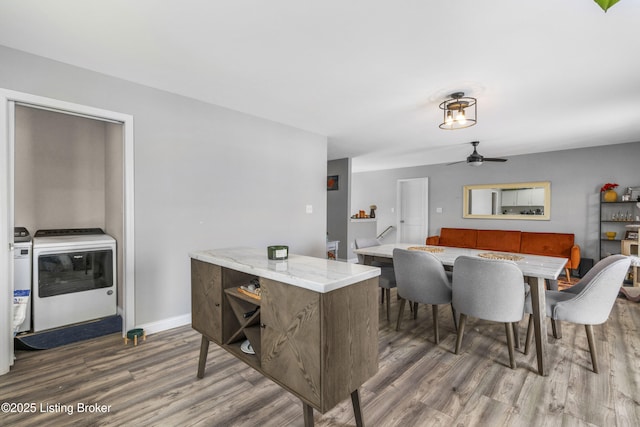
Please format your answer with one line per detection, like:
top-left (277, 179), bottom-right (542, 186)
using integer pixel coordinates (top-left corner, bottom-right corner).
top-left (3, 292), bottom-right (639, 427)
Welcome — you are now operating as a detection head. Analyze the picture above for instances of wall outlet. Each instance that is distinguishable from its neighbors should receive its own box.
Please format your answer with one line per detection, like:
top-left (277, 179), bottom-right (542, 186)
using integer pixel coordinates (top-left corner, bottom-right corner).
top-left (306, 204), bottom-right (313, 214)
top-left (436, 207), bottom-right (443, 214)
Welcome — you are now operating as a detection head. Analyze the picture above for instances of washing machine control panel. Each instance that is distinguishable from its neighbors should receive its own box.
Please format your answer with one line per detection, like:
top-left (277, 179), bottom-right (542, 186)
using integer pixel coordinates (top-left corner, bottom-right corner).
top-left (14, 227), bottom-right (31, 243)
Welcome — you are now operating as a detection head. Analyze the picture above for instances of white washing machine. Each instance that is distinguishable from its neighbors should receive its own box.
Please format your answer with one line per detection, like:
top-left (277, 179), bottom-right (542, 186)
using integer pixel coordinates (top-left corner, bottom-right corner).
top-left (32, 228), bottom-right (117, 332)
top-left (13, 227), bottom-right (32, 333)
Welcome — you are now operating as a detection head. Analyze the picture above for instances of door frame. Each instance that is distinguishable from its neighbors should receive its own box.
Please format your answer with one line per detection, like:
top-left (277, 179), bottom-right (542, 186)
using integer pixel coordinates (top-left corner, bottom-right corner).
top-left (396, 177), bottom-right (429, 243)
top-left (0, 88), bottom-right (135, 375)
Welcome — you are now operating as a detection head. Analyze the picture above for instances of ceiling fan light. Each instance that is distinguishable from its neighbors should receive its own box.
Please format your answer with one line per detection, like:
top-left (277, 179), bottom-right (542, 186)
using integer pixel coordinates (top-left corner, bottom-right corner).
top-left (450, 141), bottom-right (506, 167)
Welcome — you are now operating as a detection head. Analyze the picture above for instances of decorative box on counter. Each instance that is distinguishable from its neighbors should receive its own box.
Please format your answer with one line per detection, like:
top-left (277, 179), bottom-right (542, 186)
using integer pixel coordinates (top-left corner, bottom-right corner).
top-left (267, 245), bottom-right (288, 260)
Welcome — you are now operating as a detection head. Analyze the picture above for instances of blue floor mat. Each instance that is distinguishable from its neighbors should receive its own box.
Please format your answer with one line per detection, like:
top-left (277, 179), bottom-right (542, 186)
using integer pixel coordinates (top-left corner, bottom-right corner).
top-left (15, 315), bottom-right (122, 350)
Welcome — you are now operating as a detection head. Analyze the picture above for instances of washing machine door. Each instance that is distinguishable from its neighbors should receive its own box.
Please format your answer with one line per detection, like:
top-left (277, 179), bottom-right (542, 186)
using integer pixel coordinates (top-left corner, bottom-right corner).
top-left (37, 249), bottom-right (113, 297)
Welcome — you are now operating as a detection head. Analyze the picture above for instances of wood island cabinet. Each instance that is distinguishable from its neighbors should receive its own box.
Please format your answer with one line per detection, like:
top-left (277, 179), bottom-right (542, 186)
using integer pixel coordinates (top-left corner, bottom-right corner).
top-left (190, 260), bottom-right (222, 345)
top-left (190, 248), bottom-right (380, 426)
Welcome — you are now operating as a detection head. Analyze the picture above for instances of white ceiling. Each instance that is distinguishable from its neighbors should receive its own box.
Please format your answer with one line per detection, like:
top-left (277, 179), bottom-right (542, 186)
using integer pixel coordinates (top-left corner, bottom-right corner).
top-left (1, 0), bottom-right (639, 172)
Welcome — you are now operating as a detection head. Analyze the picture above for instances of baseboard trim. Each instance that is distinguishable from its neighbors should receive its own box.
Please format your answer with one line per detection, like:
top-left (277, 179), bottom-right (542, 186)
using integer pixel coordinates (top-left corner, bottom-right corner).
top-left (136, 313), bottom-right (191, 336)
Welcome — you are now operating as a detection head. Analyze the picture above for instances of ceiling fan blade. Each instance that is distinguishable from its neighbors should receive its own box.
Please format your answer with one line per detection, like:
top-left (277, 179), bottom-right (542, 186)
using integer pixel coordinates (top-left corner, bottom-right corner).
top-left (450, 141), bottom-right (507, 166)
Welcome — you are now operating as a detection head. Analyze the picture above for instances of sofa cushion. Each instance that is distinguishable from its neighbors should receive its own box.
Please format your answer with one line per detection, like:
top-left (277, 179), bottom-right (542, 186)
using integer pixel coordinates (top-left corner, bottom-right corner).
top-left (476, 229), bottom-right (522, 253)
top-left (439, 228), bottom-right (477, 248)
top-left (520, 232), bottom-right (574, 258)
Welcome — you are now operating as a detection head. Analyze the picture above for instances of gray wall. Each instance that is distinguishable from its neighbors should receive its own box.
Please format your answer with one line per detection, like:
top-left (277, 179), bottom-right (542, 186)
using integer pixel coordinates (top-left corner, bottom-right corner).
top-left (327, 158), bottom-right (350, 259)
top-left (104, 121), bottom-right (124, 307)
top-left (1, 45), bottom-right (328, 326)
top-left (14, 106), bottom-right (109, 232)
top-left (352, 141), bottom-right (640, 261)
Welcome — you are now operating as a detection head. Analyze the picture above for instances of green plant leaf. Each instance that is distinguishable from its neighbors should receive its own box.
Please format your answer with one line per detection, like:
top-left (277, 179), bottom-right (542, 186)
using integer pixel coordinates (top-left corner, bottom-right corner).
top-left (594, 0), bottom-right (621, 12)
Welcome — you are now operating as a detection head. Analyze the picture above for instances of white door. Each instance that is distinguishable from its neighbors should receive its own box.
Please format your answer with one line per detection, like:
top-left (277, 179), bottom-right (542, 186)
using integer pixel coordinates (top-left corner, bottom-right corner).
top-left (397, 178), bottom-right (428, 243)
top-left (2, 101), bottom-right (16, 367)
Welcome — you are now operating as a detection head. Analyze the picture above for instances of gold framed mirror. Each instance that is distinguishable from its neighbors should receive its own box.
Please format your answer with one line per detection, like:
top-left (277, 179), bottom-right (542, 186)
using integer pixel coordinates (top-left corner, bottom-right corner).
top-left (463, 181), bottom-right (551, 220)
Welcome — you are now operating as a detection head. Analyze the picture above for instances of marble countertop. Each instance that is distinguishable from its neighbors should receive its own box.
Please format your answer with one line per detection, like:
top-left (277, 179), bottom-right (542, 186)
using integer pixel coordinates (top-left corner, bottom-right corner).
top-left (189, 247), bottom-right (380, 293)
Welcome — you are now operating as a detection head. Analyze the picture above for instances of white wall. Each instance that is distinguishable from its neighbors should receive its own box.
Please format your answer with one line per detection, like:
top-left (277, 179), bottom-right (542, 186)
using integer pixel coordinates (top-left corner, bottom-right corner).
top-left (0, 45), bottom-right (327, 326)
top-left (352, 141), bottom-right (640, 261)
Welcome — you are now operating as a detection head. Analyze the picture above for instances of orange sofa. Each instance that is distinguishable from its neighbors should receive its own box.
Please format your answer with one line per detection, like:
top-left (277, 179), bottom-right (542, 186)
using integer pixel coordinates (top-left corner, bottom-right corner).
top-left (426, 228), bottom-right (580, 280)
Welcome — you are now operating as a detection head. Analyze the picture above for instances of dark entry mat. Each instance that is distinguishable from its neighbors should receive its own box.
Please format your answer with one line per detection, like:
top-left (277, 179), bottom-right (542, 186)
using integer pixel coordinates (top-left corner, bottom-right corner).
top-left (14, 315), bottom-right (122, 350)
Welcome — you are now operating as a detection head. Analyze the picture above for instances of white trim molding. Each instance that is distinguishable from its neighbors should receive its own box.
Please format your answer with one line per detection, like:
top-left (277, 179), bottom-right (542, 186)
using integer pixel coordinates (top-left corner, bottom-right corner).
top-left (136, 314), bottom-right (192, 336)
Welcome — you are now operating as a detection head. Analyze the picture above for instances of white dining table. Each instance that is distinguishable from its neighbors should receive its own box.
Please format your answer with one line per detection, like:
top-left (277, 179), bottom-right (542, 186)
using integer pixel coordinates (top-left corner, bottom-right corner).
top-left (354, 243), bottom-right (569, 376)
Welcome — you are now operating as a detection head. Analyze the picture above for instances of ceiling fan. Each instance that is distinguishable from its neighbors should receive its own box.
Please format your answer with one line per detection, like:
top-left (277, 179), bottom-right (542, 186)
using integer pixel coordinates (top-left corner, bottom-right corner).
top-left (447, 141), bottom-right (507, 166)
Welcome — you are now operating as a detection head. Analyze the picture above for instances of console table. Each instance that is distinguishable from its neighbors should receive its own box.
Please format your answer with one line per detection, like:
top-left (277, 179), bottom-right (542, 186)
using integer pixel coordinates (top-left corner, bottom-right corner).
top-left (190, 247), bottom-right (380, 426)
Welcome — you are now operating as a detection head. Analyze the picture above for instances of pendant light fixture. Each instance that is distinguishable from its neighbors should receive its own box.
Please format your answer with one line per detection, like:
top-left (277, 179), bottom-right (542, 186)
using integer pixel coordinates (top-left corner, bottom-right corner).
top-left (439, 92), bottom-right (477, 130)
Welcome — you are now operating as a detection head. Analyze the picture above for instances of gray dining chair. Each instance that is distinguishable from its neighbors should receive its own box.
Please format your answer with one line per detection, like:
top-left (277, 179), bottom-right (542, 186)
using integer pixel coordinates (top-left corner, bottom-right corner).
top-left (355, 238), bottom-right (397, 321)
top-left (523, 254), bottom-right (630, 373)
top-left (452, 255), bottom-right (527, 369)
top-left (392, 248), bottom-right (454, 344)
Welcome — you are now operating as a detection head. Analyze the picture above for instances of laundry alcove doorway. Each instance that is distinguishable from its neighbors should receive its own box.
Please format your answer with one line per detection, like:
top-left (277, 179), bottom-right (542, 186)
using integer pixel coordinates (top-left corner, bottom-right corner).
top-left (0, 89), bottom-right (135, 375)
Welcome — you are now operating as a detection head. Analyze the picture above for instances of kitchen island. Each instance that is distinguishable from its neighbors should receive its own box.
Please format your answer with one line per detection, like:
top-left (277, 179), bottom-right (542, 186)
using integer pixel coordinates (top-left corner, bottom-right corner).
top-left (190, 247), bottom-right (381, 426)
